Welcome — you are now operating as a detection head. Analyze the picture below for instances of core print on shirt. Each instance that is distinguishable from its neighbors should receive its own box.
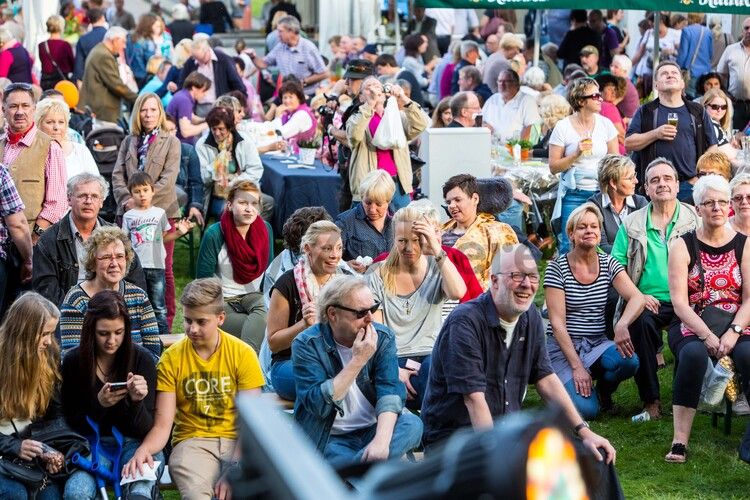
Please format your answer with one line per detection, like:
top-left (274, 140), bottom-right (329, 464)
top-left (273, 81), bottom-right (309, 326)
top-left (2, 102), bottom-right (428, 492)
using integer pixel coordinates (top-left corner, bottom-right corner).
top-left (182, 371), bottom-right (233, 429)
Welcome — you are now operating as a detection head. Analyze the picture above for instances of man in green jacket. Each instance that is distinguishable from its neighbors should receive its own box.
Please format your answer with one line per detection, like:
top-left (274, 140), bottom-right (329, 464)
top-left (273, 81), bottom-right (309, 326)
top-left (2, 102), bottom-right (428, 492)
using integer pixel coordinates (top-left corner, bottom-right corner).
top-left (79, 26), bottom-right (138, 126)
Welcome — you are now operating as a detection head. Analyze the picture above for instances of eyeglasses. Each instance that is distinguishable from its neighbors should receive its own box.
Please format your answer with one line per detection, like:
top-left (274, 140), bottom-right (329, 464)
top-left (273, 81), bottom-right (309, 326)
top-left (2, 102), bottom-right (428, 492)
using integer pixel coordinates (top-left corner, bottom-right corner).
top-left (496, 272), bottom-right (540, 284)
top-left (4, 82), bottom-right (32, 94)
top-left (732, 194), bottom-right (750, 204)
top-left (96, 253), bottom-right (127, 263)
top-left (582, 93), bottom-right (603, 101)
top-left (333, 302), bottom-right (380, 319)
top-left (75, 193), bottom-right (102, 201)
top-left (699, 199), bottom-right (729, 209)
top-left (696, 171), bottom-right (721, 178)
top-left (707, 104), bottom-right (728, 111)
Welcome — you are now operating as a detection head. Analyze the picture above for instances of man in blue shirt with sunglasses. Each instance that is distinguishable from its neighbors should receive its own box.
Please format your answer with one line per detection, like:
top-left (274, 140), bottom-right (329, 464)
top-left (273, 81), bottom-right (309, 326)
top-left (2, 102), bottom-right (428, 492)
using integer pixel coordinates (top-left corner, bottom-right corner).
top-left (292, 275), bottom-right (422, 467)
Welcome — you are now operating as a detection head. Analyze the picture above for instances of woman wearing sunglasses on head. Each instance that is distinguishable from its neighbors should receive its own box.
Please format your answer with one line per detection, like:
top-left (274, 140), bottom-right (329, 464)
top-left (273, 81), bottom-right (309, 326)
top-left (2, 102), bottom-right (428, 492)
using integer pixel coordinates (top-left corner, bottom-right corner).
top-left (366, 206), bottom-right (466, 410)
top-left (266, 221), bottom-right (350, 401)
top-left (549, 78), bottom-right (619, 255)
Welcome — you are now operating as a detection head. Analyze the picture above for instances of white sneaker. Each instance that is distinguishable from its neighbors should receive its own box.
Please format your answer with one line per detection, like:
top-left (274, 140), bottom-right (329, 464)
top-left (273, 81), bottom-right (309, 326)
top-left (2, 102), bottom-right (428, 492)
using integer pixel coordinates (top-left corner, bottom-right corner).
top-left (733, 394), bottom-right (750, 415)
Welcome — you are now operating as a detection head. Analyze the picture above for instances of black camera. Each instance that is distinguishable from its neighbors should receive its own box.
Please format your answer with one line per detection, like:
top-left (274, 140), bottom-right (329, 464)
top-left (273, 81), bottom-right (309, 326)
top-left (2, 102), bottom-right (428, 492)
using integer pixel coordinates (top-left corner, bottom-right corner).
top-left (317, 104), bottom-right (335, 128)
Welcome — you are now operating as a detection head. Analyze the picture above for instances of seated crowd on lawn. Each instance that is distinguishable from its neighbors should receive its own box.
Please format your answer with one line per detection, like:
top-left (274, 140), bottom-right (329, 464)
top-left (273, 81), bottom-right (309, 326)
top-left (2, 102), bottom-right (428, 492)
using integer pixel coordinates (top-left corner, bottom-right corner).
top-left (1, 5), bottom-right (750, 500)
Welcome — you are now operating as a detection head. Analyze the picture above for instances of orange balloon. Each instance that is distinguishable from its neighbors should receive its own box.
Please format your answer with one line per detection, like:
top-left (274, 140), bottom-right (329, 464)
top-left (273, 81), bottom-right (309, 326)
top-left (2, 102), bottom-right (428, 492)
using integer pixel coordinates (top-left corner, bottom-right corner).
top-left (54, 80), bottom-right (79, 109)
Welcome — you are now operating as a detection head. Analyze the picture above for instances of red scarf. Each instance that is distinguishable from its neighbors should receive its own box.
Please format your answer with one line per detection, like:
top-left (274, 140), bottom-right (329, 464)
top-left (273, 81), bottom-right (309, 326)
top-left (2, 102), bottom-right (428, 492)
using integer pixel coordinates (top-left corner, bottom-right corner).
top-left (220, 210), bottom-right (269, 284)
top-left (7, 123), bottom-right (33, 145)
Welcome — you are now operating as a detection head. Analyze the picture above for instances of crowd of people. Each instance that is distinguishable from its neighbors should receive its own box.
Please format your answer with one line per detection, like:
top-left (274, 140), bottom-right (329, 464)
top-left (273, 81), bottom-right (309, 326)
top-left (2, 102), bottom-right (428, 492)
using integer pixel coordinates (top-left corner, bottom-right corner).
top-left (0, 2), bottom-right (749, 499)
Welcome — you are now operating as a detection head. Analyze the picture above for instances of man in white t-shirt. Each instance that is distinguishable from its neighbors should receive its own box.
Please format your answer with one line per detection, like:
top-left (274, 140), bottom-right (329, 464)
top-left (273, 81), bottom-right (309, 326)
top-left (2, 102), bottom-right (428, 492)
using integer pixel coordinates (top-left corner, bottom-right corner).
top-left (292, 276), bottom-right (422, 467)
top-left (482, 69), bottom-right (541, 143)
top-left (716, 17), bottom-right (750, 130)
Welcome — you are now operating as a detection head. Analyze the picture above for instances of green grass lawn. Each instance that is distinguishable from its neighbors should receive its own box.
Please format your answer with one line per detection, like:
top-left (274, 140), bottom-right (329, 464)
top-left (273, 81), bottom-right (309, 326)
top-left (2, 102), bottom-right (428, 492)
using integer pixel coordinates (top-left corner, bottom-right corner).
top-left (167, 236), bottom-right (750, 498)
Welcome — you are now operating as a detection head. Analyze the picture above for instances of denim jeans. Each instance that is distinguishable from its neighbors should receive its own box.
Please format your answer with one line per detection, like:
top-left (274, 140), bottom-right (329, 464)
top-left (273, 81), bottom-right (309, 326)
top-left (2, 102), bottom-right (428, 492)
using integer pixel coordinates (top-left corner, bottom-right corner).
top-left (64, 437), bottom-right (164, 500)
top-left (323, 410), bottom-right (423, 468)
top-left (563, 344), bottom-right (640, 420)
top-left (497, 199), bottom-right (525, 235)
top-left (143, 268), bottom-right (168, 336)
top-left (270, 359), bottom-right (296, 401)
top-left (397, 355), bottom-right (431, 410)
top-left (558, 189), bottom-right (597, 255)
top-left (0, 475), bottom-right (62, 500)
top-left (678, 180), bottom-right (694, 205)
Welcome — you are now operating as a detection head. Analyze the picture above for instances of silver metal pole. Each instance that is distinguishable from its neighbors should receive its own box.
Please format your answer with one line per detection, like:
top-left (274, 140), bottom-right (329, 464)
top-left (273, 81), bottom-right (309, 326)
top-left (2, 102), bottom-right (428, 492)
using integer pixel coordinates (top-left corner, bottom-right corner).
top-left (653, 11), bottom-right (660, 70)
top-left (533, 10), bottom-right (541, 67)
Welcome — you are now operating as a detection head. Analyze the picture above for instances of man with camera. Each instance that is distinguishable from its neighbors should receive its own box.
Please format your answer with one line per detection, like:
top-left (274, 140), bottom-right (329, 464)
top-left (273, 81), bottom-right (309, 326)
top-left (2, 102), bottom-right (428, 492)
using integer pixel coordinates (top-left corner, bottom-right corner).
top-left (323, 59), bottom-right (375, 211)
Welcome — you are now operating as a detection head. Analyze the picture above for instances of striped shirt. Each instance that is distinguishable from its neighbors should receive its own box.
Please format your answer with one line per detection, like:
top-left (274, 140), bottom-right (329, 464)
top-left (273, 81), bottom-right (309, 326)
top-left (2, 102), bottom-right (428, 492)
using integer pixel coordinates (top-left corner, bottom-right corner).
top-left (1, 125), bottom-right (67, 224)
top-left (0, 163), bottom-right (24, 259)
top-left (59, 281), bottom-right (162, 360)
top-left (263, 38), bottom-right (326, 93)
top-left (544, 253), bottom-right (624, 337)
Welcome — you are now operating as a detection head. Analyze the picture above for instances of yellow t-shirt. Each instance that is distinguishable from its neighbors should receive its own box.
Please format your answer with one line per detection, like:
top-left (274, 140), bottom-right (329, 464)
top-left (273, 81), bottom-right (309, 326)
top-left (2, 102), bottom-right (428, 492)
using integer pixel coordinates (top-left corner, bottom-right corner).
top-left (157, 329), bottom-right (265, 445)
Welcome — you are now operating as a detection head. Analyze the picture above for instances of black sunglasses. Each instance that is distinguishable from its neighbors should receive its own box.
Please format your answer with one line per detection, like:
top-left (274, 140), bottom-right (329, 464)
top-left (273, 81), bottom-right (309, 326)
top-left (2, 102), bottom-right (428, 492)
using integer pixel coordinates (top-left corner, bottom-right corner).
top-left (707, 104), bottom-right (728, 111)
top-left (582, 93), bottom-right (603, 101)
top-left (333, 302), bottom-right (380, 319)
top-left (4, 82), bottom-right (32, 94)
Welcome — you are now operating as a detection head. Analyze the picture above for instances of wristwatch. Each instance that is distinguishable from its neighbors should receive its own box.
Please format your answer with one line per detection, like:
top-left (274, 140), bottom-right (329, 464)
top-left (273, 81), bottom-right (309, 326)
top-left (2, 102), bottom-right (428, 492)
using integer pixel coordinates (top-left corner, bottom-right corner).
top-left (435, 249), bottom-right (447, 263)
top-left (730, 324), bottom-right (743, 335)
top-left (574, 421), bottom-right (590, 435)
top-left (32, 225), bottom-right (44, 237)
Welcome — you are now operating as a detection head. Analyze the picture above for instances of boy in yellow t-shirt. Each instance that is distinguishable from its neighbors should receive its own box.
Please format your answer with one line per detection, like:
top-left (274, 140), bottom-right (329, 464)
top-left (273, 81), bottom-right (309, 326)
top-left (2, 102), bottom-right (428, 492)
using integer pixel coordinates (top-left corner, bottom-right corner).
top-left (123, 278), bottom-right (264, 500)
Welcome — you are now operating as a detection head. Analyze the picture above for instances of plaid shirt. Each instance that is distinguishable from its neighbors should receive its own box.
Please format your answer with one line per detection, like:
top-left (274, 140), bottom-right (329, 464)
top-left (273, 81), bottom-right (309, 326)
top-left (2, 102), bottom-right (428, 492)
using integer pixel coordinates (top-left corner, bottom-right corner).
top-left (0, 163), bottom-right (25, 259)
top-left (263, 37), bottom-right (326, 92)
top-left (1, 124), bottom-right (68, 225)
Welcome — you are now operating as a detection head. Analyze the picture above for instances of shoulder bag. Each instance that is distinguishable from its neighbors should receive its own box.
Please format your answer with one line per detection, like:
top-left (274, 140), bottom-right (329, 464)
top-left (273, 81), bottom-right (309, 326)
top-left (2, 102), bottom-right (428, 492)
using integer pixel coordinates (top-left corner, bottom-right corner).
top-left (682, 27), bottom-right (706, 88)
top-left (40, 41), bottom-right (70, 90)
top-left (0, 421), bottom-right (48, 496)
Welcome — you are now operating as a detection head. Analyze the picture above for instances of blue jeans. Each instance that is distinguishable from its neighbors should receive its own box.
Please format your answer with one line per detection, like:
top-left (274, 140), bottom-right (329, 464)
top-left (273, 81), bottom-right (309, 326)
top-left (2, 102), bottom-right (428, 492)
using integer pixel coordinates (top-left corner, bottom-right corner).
top-left (558, 189), bottom-right (597, 255)
top-left (270, 359), bottom-right (296, 401)
top-left (497, 199), bottom-right (525, 235)
top-left (0, 475), bottom-right (61, 499)
top-left (678, 180), bottom-right (694, 205)
top-left (389, 179), bottom-right (411, 212)
top-left (64, 437), bottom-right (164, 500)
top-left (397, 355), bottom-right (431, 410)
top-left (563, 345), bottom-right (640, 420)
top-left (323, 410), bottom-right (423, 468)
top-left (143, 268), bottom-right (168, 336)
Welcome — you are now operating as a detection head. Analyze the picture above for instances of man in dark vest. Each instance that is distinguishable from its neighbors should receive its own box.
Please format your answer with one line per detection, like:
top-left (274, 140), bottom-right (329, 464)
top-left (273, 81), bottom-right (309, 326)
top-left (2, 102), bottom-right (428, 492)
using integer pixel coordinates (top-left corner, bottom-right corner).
top-left (1, 82), bottom-right (67, 244)
top-left (625, 61), bottom-right (717, 203)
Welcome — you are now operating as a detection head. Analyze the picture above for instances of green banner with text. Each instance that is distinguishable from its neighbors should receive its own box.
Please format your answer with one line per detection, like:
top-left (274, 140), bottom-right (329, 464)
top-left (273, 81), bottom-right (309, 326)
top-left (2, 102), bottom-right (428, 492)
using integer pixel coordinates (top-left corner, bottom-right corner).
top-left (415, 0), bottom-right (750, 16)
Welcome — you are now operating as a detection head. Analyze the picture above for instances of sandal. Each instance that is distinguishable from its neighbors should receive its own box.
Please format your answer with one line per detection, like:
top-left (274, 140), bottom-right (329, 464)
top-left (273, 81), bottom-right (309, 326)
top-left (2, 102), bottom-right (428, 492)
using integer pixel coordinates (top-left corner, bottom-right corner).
top-left (665, 443), bottom-right (687, 463)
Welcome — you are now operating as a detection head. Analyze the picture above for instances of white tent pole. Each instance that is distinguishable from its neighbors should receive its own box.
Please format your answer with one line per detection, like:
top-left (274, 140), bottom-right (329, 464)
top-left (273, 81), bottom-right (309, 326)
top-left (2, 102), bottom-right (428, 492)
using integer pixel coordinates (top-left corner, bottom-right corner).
top-left (533, 10), bottom-right (541, 67)
top-left (394, 0), bottom-right (401, 48)
top-left (653, 11), bottom-right (660, 70)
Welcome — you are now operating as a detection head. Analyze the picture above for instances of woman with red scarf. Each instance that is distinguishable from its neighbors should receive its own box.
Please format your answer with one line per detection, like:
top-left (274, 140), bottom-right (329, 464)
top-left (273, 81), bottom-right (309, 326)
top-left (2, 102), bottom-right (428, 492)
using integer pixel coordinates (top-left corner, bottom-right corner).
top-left (196, 179), bottom-right (271, 352)
top-left (270, 80), bottom-right (317, 153)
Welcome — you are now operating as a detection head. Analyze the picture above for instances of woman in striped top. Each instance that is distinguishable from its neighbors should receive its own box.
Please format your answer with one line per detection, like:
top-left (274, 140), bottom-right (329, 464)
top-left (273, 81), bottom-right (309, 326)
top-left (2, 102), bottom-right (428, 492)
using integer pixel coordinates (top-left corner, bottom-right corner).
top-left (545, 203), bottom-right (644, 419)
top-left (59, 227), bottom-right (161, 361)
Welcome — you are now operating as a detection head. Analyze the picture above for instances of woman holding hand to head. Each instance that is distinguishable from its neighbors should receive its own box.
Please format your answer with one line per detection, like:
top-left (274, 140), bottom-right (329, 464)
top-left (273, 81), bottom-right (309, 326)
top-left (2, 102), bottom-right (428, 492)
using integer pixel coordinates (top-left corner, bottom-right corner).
top-left (368, 206), bottom-right (466, 409)
top-left (62, 290), bottom-right (163, 500)
top-left (0, 293), bottom-right (66, 499)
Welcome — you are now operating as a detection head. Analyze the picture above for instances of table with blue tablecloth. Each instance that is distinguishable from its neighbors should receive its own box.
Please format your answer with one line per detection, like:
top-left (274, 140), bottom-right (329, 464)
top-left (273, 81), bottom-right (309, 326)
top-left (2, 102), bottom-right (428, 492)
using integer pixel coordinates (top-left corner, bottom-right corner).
top-left (261, 154), bottom-right (341, 235)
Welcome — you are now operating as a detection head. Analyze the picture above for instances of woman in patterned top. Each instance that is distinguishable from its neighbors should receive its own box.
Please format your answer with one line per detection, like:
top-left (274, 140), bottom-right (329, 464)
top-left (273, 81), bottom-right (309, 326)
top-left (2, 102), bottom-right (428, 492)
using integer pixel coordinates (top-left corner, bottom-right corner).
top-left (666, 174), bottom-right (750, 463)
top-left (545, 203), bottom-right (644, 420)
top-left (59, 227), bottom-right (161, 361)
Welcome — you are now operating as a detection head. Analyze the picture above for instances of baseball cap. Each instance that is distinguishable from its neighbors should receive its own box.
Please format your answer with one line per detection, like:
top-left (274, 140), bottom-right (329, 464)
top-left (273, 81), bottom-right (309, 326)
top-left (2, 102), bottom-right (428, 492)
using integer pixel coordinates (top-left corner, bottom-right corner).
top-left (580, 45), bottom-right (599, 57)
top-left (362, 44), bottom-right (378, 56)
top-left (343, 59), bottom-right (374, 80)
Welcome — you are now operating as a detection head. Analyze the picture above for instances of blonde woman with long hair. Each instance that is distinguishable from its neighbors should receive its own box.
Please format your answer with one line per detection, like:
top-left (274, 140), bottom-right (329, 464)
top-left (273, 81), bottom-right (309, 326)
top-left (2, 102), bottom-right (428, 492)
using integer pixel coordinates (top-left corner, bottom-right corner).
top-left (0, 292), bottom-right (66, 499)
top-left (367, 206), bottom-right (466, 409)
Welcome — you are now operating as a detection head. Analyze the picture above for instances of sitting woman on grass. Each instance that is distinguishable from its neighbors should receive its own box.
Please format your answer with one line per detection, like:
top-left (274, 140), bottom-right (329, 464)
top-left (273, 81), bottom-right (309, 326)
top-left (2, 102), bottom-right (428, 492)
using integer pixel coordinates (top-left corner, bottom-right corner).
top-left (545, 203), bottom-right (644, 420)
top-left (62, 290), bottom-right (163, 499)
top-left (197, 179), bottom-right (272, 353)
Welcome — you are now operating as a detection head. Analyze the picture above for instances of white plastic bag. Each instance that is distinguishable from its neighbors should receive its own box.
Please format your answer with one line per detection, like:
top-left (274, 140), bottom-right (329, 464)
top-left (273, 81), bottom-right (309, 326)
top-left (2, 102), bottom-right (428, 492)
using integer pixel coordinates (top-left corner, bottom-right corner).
top-left (700, 356), bottom-right (734, 408)
top-left (371, 98), bottom-right (407, 150)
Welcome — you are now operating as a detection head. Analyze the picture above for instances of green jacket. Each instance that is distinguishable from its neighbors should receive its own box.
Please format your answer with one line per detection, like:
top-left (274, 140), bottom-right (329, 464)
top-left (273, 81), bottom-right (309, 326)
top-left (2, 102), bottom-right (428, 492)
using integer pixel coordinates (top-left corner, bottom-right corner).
top-left (79, 42), bottom-right (138, 123)
top-left (196, 220), bottom-right (274, 280)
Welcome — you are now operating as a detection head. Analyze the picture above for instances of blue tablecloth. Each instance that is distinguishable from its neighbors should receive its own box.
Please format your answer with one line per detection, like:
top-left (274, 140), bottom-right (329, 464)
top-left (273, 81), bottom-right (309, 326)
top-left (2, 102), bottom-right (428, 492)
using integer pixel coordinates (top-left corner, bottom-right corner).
top-left (261, 154), bottom-right (341, 235)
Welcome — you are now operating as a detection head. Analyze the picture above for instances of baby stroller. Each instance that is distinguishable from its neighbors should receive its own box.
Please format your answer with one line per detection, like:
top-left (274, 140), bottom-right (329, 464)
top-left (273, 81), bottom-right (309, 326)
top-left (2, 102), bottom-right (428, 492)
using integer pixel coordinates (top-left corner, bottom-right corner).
top-left (86, 127), bottom-right (127, 222)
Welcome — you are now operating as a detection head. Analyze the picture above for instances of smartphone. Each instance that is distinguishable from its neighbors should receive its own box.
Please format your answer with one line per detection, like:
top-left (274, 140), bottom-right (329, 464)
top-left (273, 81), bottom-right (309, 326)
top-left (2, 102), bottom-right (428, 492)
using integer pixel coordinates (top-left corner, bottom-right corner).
top-left (108, 382), bottom-right (128, 390)
top-left (474, 113), bottom-right (483, 128)
top-left (405, 359), bottom-right (421, 372)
